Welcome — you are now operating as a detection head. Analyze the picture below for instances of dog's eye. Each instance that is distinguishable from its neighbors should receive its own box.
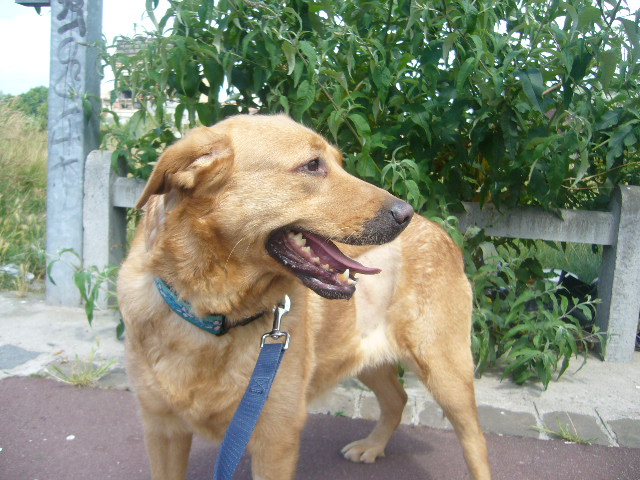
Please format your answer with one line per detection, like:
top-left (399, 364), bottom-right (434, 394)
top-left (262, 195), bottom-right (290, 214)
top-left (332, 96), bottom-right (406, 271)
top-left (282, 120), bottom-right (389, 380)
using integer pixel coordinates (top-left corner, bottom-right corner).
top-left (299, 158), bottom-right (325, 175)
top-left (305, 159), bottom-right (320, 171)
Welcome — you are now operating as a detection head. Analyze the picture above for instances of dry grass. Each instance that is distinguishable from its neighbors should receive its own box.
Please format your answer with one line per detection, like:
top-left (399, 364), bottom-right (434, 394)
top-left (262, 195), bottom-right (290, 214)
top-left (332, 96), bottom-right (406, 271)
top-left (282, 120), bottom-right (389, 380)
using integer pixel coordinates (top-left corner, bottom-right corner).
top-left (0, 100), bottom-right (47, 290)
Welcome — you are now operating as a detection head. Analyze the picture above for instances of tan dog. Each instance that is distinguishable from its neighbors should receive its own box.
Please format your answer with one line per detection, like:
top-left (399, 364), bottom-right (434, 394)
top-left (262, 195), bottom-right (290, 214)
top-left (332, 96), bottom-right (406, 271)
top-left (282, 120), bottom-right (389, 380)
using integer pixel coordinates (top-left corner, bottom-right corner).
top-left (117, 114), bottom-right (491, 480)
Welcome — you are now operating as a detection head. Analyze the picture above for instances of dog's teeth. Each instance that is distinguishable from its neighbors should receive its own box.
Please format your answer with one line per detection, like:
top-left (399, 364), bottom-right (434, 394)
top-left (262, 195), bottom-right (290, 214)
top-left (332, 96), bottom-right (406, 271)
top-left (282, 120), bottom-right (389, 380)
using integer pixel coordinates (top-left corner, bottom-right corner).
top-left (322, 264), bottom-right (331, 271)
top-left (312, 256), bottom-right (321, 264)
top-left (338, 269), bottom-right (357, 285)
top-left (289, 232), bottom-right (306, 247)
top-left (302, 246), bottom-right (312, 255)
top-left (338, 269), bottom-right (350, 283)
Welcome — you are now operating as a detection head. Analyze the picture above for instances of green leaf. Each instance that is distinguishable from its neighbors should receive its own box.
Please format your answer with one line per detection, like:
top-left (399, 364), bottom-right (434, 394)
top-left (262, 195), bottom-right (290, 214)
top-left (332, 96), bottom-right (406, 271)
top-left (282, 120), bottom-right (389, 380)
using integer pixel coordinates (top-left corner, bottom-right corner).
top-left (600, 50), bottom-right (620, 90)
top-left (355, 151), bottom-right (377, 179)
top-left (128, 110), bottom-right (146, 137)
top-left (296, 80), bottom-right (316, 113)
top-left (456, 57), bottom-right (476, 92)
top-left (405, 179), bottom-right (422, 206)
top-left (595, 109), bottom-right (622, 131)
top-left (578, 6), bottom-right (602, 31)
top-left (518, 68), bottom-right (545, 113)
top-left (371, 63), bottom-right (392, 90)
top-left (607, 123), bottom-right (633, 168)
top-left (621, 18), bottom-right (640, 53)
top-left (196, 103), bottom-right (214, 126)
top-left (279, 96), bottom-right (290, 114)
top-left (565, 3), bottom-right (579, 38)
top-left (282, 41), bottom-right (296, 76)
top-left (470, 34), bottom-right (485, 57)
top-left (323, 69), bottom-right (349, 93)
top-left (293, 61), bottom-right (304, 87)
top-left (348, 113), bottom-right (371, 138)
top-left (202, 58), bottom-right (223, 89)
top-left (569, 48), bottom-right (594, 85)
top-left (181, 62), bottom-right (201, 97)
top-left (298, 40), bottom-right (317, 70)
top-left (174, 103), bottom-right (185, 130)
top-left (327, 109), bottom-right (344, 142)
top-left (145, 0), bottom-right (160, 29)
top-left (443, 32), bottom-right (459, 63)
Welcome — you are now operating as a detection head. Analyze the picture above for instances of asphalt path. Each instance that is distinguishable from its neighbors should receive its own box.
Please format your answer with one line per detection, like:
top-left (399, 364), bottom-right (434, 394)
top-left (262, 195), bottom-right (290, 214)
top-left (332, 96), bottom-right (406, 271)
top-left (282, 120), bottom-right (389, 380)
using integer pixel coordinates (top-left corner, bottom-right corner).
top-left (1, 377), bottom-right (638, 480)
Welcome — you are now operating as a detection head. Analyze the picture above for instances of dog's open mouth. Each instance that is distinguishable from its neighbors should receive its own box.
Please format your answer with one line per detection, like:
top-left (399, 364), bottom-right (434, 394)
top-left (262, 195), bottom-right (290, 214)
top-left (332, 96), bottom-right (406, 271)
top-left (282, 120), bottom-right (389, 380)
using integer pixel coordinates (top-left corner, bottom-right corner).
top-left (266, 229), bottom-right (381, 299)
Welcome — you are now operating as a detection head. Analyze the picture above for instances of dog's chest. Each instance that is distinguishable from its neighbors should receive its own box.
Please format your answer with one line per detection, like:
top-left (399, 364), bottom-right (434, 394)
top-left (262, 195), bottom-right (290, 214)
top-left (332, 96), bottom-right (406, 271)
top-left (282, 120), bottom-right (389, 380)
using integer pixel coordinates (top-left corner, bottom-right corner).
top-left (353, 243), bottom-right (402, 365)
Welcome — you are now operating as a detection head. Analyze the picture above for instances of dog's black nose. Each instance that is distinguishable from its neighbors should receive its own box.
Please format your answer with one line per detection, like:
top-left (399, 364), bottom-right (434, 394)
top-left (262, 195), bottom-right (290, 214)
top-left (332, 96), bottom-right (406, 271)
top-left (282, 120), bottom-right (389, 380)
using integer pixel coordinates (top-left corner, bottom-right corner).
top-left (390, 200), bottom-right (414, 226)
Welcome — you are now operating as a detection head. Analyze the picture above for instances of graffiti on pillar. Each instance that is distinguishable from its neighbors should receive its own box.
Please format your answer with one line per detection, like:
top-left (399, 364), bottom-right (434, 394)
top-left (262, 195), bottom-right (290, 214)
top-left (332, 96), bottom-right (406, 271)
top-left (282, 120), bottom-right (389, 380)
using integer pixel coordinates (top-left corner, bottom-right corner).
top-left (50, 0), bottom-right (88, 205)
top-left (57, 0), bottom-right (87, 36)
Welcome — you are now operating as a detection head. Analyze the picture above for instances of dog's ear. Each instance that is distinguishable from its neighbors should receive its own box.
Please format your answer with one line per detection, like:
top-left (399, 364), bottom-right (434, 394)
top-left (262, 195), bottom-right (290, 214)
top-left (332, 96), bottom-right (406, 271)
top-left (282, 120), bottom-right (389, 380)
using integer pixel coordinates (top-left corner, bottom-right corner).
top-left (135, 127), bottom-right (233, 209)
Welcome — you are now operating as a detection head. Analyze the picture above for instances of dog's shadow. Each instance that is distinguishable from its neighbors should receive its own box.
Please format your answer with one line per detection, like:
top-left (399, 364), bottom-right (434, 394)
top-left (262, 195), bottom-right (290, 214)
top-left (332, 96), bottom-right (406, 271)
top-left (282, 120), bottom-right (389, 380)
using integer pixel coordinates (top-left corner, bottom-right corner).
top-left (187, 414), bottom-right (469, 479)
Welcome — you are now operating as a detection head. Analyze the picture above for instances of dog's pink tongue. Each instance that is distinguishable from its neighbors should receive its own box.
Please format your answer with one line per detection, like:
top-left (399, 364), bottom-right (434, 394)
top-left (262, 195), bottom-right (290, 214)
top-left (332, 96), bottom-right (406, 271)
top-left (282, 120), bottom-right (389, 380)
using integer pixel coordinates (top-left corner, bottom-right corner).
top-left (303, 232), bottom-right (381, 275)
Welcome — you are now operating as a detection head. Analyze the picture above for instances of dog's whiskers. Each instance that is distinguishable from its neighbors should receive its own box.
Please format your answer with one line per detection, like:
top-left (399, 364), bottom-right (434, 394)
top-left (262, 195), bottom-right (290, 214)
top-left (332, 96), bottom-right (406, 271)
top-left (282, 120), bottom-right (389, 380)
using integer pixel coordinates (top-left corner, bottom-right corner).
top-left (225, 236), bottom-right (249, 268)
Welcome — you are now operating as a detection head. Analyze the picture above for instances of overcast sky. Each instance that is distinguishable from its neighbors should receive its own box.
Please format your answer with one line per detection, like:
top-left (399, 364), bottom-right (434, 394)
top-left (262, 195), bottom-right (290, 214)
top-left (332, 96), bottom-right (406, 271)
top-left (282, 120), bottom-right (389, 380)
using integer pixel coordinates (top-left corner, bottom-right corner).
top-left (0, 0), bottom-right (167, 96)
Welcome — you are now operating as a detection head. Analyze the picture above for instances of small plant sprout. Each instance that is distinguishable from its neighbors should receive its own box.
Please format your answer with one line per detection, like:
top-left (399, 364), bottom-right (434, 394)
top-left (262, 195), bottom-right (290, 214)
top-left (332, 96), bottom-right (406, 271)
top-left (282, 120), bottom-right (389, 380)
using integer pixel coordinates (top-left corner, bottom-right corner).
top-left (533, 415), bottom-right (597, 444)
top-left (46, 345), bottom-right (116, 387)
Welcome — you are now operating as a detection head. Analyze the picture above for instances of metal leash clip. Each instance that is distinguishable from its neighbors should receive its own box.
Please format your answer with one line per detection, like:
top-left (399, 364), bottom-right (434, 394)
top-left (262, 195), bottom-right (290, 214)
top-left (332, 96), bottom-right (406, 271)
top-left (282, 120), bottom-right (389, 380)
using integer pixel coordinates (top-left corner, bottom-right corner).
top-left (260, 295), bottom-right (291, 350)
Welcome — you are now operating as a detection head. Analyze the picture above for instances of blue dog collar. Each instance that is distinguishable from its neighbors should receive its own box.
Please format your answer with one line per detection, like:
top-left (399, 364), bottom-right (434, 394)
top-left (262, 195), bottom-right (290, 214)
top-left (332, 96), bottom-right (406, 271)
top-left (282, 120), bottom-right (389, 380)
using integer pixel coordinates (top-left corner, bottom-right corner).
top-left (154, 277), bottom-right (264, 336)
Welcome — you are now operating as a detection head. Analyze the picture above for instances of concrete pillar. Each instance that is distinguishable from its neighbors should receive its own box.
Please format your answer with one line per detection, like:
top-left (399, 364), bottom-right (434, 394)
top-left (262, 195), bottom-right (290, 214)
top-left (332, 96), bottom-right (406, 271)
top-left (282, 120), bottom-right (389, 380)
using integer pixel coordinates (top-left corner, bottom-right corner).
top-left (83, 150), bottom-right (127, 308)
top-left (45, 0), bottom-right (103, 305)
top-left (597, 185), bottom-right (640, 362)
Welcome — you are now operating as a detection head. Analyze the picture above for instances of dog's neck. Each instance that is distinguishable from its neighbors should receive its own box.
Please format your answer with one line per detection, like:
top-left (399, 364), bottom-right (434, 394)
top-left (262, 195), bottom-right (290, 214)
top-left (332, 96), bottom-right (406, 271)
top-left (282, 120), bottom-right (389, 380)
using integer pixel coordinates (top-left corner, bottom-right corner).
top-left (148, 244), bottom-right (291, 323)
top-left (142, 194), bottom-right (294, 322)
top-left (151, 252), bottom-right (292, 323)
top-left (153, 276), bottom-right (270, 334)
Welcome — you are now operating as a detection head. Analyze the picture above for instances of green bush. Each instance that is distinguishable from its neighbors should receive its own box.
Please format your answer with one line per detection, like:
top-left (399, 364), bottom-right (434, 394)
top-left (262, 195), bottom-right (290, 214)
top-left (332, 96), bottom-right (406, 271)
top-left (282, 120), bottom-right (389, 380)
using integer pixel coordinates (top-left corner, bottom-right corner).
top-left (100, 0), bottom-right (635, 385)
top-left (465, 235), bottom-right (601, 388)
top-left (0, 87), bottom-right (48, 130)
top-left (104, 0), bottom-right (640, 211)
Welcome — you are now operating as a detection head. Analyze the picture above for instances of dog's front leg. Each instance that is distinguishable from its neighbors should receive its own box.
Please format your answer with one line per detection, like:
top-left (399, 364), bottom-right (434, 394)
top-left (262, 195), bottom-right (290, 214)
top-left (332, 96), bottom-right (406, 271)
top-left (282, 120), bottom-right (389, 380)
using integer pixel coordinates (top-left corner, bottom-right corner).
top-left (249, 434), bottom-right (301, 480)
top-left (248, 403), bottom-right (307, 480)
top-left (140, 407), bottom-right (193, 480)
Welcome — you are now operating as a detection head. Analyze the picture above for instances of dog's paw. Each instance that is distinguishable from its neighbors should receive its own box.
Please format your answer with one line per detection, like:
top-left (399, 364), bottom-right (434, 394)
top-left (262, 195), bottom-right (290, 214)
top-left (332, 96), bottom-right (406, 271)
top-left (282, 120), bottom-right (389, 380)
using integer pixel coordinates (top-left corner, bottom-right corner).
top-left (341, 439), bottom-right (385, 464)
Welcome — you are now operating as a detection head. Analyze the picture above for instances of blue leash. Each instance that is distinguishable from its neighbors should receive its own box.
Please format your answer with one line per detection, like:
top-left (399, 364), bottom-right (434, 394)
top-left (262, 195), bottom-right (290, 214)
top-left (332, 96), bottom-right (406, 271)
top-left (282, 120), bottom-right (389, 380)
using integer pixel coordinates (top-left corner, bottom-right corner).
top-left (213, 296), bottom-right (291, 480)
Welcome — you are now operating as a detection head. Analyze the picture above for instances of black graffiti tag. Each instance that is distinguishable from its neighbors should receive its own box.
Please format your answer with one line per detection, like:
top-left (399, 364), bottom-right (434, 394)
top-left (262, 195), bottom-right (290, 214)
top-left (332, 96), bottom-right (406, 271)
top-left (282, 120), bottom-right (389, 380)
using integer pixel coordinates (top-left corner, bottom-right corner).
top-left (57, 0), bottom-right (86, 37)
top-left (50, 0), bottom-right (88, 177)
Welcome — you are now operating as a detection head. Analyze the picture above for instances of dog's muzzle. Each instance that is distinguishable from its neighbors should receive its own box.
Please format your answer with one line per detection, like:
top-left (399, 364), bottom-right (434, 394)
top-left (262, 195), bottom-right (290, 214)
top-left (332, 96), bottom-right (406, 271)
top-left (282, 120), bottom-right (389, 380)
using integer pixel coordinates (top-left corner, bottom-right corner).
top-left (265, 199), bottom-right (414, 300)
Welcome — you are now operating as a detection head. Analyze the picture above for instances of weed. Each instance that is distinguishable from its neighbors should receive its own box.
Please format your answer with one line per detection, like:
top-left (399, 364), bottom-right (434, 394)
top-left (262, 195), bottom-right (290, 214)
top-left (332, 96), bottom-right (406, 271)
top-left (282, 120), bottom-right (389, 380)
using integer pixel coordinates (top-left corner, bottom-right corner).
top-left (47, 346), bottom-right (116, 387)
top-left (533, 415), bottom-right (597, 444)
top-left (48, 249), bottom-right (124, 337)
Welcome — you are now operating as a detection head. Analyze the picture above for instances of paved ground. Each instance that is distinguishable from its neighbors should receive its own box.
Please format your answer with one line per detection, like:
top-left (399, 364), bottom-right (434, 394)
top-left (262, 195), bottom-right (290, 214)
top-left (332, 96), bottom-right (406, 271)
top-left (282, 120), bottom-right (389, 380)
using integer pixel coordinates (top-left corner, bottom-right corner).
top-left (1, 290), bottom-right (639, 479)
top-left (2, 376), bottom-right (640, 480)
